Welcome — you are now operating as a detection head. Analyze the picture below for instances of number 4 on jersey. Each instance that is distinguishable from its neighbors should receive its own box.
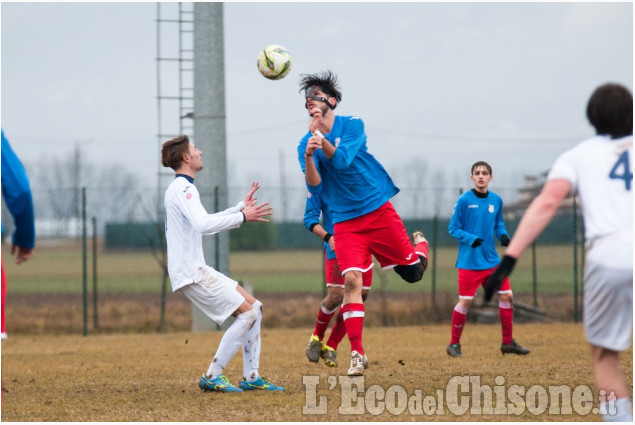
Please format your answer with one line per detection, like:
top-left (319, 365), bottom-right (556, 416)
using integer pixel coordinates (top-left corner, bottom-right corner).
top-left (609, 151), bottom-right (633, 191)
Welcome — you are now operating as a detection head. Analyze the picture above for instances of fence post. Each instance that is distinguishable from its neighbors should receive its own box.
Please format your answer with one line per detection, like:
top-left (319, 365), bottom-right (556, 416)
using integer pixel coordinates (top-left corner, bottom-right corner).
top-left (573, 196), bottom-right (579, 323)
top-left (92, 216), bottom-right (98, 329)
top-left (531, 242), bottom-right (537, 307)
top-left (379, 265), bottom-right (388, 326)
top-left (431, 215), bottom-right (438, 306)
top-left (321, 249), bottom-right (326, 299)
top-left (82, 187), bottom-right (88, 336)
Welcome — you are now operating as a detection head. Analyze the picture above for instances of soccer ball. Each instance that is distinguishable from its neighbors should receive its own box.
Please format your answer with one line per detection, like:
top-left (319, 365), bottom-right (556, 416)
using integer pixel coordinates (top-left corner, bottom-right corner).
top-left (257, 45), bottom-right (292, 80)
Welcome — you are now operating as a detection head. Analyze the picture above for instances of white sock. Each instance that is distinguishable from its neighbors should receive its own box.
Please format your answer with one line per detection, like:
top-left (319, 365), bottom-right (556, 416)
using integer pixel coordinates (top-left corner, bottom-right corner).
top-left (206, 309), bottom-right (257, 379)
top-left (242, 300), bottom-right (262, 382)
top-left (602, 397), bottom-right (632, 422)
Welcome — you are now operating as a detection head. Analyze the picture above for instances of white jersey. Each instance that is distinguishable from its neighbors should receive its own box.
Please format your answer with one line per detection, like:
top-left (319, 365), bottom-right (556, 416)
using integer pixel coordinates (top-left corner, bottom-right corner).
top-left (164, 175), bottom-right (245, 291)
top-left (547, 135), bottom-right (633, 270)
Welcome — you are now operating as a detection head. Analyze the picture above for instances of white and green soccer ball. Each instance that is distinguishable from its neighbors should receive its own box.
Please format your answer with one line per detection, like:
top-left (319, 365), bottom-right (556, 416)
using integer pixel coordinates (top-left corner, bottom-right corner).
top-left (257, 45), bottom-right (292, 80)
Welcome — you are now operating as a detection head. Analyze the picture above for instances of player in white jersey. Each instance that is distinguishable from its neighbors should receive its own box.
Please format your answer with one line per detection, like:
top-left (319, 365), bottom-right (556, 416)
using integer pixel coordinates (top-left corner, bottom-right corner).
top-left (161, 135), bottom-right (285, 393)
top-left (484, 83), bottom-right (632, 422)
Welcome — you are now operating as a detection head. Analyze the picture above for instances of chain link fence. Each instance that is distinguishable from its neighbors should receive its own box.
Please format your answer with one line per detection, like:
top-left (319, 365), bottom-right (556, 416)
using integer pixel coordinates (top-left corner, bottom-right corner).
top-left (2, 183), bottom-right (585, 335)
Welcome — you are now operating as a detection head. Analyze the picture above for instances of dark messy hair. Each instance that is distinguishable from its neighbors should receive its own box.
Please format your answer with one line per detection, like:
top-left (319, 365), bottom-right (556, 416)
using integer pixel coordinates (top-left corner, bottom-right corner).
top-left (161, 135), bottom-right (190, 171)
top-left (586, 83), bottom-right (633, 139)
top-left (471, 161), bottom-right (492, 175)
top-left (298, 71), bottom-right (342, 108)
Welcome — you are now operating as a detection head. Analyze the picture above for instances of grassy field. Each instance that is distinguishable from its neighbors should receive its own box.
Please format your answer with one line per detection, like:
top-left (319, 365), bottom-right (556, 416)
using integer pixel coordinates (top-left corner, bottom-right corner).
top-left (3, 239), bottom-right (584, 294)
top-left (2, 238), bottom-right (586, 335)
top-left (2, 239), bottom-right (630, 421)
top-left (2, 323), bottom-right (632, 421)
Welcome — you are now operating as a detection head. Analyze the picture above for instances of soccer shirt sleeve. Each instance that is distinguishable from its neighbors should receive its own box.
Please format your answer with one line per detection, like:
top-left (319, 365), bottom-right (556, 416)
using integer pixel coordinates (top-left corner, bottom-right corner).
top-left (448, 197), bottom-right (479, 246)
top-left (177, 184), bottom-right (243, 235)
top-left (494, 197), bottom-right (509, 241)
top-left (303, 192), bottom-right (322, 231)
top-left (1, 131), bottom-right (35, 249)
top-left (329, 117), bottom-right (366, 169)
top-left (547, 149), bottom-right (578, 195)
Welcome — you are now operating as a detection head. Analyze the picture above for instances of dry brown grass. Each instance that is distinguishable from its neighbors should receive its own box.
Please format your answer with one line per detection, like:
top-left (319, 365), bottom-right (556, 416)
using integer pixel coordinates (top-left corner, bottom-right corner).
top-left (2, 323), bottom-right (632, 422)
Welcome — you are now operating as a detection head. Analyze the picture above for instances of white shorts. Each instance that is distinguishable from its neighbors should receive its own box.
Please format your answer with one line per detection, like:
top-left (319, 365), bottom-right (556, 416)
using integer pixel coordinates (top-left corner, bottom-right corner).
top-left (583, 261), bottom-right (633, 351)
top-left (178, 268), bottom-right (245, 326)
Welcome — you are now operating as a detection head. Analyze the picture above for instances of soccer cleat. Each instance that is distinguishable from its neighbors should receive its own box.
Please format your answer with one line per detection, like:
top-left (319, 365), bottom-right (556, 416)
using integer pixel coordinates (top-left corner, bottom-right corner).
top-left (321, 345), bottom-right (338, 367)
top-left (500, 339), bottom-right (530, 355)
top-left (412, 231), bottom-right (428, 246)
top-left (199, 374), bottom-right (243, 393)
top-left (306, 334), bottom-right (323, 363)
top-left (446, 343), bottom-right (462, 357)
top-left (347, 350), bottom-right (365, 376)
top-left (239, 376), bottom-right (285, 391)
top-left (362, 353), bottom-right (369, 369)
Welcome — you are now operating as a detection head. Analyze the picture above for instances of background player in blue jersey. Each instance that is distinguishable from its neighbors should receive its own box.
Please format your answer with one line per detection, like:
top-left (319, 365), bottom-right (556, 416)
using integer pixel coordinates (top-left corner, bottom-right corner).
top-left (485, 83), bottom-right (632, 422)
top-left (297, 71), bottom-right (429, 375)
top-left (1, 129), bottom-right (36, 341)
top-left (303, 190), bottom-right (372, 368)
top-left (447, 161), bottom-right (529, 357)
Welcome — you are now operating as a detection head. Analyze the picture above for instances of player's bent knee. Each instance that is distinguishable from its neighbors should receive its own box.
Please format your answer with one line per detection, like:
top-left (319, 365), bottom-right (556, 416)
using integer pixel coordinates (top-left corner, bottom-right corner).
top-left (420, 256), bottom-right (428, 273)
top-left (393, 263), bottom-right (424, 284)
top-left (361, 290), bottom-right (369, 302)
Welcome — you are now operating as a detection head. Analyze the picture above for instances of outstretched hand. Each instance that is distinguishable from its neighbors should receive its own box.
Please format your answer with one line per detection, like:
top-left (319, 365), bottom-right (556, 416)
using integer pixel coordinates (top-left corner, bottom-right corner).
top-left (243, 182), bottom-right (260, 205)
top-left (242, 202), bottom-right (273, 222)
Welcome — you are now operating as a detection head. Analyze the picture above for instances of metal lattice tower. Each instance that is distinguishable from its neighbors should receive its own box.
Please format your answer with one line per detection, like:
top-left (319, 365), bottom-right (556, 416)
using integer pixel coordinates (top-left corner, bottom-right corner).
top-left (155, 2), bottom-right (194, 193)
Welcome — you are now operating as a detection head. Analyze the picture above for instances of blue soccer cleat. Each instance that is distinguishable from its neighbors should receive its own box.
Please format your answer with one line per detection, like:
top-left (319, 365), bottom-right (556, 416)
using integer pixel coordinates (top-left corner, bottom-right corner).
top-left (239, 376), bottom-right (285, 391)
top-left (199, 374), bottom-right (243, 393)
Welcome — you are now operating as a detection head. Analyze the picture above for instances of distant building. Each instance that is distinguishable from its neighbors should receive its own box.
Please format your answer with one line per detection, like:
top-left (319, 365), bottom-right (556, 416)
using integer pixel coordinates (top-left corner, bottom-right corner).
top-left (504, 171), bottom-right (577, 220)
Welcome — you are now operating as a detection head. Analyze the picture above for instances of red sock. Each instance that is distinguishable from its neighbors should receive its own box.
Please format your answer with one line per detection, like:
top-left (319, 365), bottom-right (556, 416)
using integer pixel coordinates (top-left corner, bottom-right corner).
top-left (342, 303), bottom-right (365, 355)
top-left (499, 301), bottom-right (513, 345)
top-left (325, 308), bottom-right (346, 350)
top-left (313, 302), bottom-right (338, 341)
top-left (450, 303), bottom-right (468, 345)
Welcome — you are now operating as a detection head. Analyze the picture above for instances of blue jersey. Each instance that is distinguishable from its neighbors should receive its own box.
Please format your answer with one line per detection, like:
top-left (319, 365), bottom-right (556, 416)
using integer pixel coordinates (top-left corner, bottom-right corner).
top-left (303, 191), bottom-right (336, 260)
top-left (297, 115), bottom-right (399, 223)
top-left (1, 130), bottom-right (35, 249)
top-left (448, 189), bottom-right (508, 270)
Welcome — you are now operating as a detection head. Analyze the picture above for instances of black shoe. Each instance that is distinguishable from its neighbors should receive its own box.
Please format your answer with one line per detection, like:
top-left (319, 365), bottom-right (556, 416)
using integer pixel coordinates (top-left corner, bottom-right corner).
top-left (446, 343), bottom-right (462, 357)
top-left (500, 339), bottom-right (530, 355)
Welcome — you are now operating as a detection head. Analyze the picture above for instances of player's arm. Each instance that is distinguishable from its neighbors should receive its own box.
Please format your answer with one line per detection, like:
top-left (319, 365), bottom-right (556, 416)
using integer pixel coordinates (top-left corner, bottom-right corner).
top-left (303, 193), bottom-right (334, 251)
top-left (484, 178), bottom-right (571, 301)
top-left (325, 118), bottom-right (365, 168)
top-left (304, 139), bottom-right (323, 189)
top-left (494, 198), bottom-right (511, 246)
top-left (1, 132), bottom-right (35, 259)
top-left (505, 179), bottom-right (570, 258)
top-left (448, 200), bottom-right (481, 247)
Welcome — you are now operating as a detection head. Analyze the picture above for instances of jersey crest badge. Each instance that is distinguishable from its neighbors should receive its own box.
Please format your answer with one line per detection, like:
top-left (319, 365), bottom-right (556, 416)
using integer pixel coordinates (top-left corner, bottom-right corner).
top-left (488, 204), bottom-right (494, 213)
top-left (335, 138), bottom-right (341, 147)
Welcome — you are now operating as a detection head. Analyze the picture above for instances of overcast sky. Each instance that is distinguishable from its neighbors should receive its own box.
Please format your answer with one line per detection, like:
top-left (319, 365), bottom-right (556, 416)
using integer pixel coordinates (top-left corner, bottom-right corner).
top-left (1, 2), bottom-right (632, 194)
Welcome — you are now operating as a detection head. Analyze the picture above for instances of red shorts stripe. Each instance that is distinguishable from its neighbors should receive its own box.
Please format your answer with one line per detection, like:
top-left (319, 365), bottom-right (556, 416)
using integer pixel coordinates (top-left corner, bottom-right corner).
top-left (334, 202), bottom-right (418, 274)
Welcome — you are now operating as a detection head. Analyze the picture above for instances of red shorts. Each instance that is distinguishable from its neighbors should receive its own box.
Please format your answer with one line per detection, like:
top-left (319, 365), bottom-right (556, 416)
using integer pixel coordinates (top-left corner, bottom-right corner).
top-left (325, 253), bottom-right (373, 289)
top-left (334, 202), bottom-right (419, 275)
top-left (458, 267), bottom-right (512, 299)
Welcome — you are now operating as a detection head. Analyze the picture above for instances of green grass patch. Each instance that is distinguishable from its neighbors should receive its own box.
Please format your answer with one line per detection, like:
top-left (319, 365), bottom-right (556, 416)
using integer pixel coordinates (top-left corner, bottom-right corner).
top-left (3, 241), bottom-right (584, 294)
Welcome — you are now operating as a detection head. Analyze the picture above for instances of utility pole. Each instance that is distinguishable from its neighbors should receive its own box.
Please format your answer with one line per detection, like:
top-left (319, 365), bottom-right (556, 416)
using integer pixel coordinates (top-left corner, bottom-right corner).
top-left (192, 2), bottom-right (228, 331)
